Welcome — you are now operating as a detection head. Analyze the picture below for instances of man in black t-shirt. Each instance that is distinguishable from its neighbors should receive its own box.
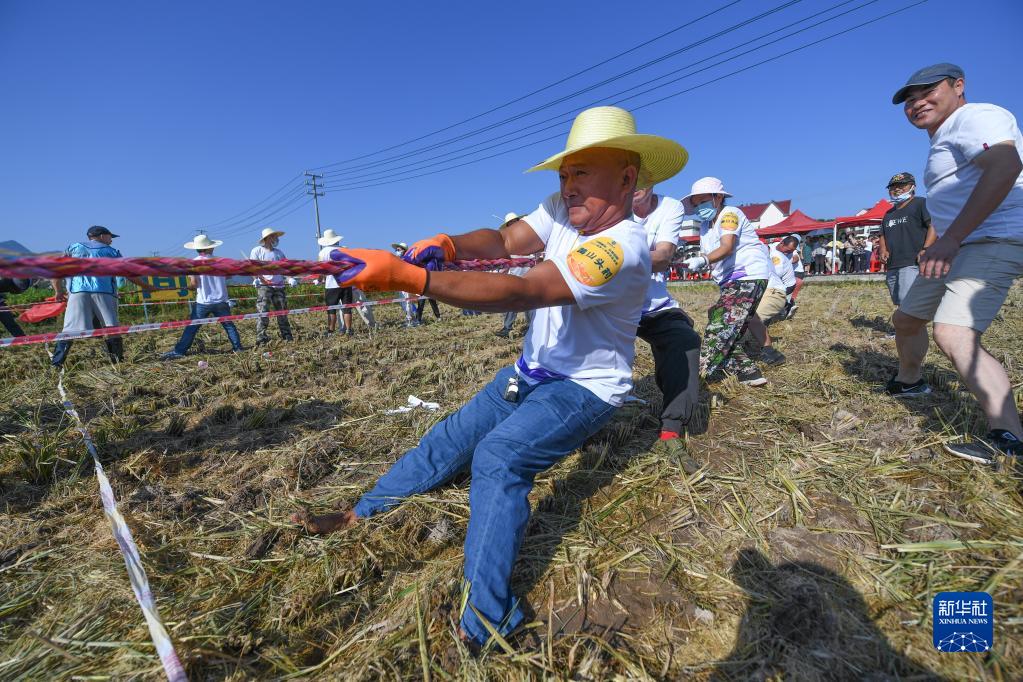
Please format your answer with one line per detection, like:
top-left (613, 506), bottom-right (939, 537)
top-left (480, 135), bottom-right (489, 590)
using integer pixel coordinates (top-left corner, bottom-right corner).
top-left (879, 172), bottom-right (937, 304)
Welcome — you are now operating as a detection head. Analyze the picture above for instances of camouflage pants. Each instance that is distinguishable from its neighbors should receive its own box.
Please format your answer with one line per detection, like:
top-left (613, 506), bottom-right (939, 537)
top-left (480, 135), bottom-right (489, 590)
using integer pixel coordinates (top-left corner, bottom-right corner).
top-left (700, 279), bottom-right (767, 378)
top-left (255, 287), bottom-right (293, 343)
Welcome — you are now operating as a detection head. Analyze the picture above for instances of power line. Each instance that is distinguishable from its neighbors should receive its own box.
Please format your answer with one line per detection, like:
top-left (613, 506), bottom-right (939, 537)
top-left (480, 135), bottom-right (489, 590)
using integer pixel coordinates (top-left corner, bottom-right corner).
top-left (178, 0), bottom-right (798, 242)
top-left (320, 0), bottom-right (805, 179)
top-left (157, 184), bottom-right (309, 254)
top-left (323, 0), bottom-right (928, 193)
top-left (321, 0), bottom-right (873, 189)
top-left (307, 0), bottom-right (748, 172)
top-left (201, 173), bottom-right (305, 229)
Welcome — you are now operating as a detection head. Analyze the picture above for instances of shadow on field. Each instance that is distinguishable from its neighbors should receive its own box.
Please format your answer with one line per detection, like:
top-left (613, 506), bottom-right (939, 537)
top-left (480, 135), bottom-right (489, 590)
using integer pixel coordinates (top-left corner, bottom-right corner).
top-left (829, 342), bottom-right (968, 433)
top-left (849, 314), bottom-right (897, 335)
top-left (119, 398), bottom-right (348, 463)
top-left (713, 549), bottom-right (943, 681)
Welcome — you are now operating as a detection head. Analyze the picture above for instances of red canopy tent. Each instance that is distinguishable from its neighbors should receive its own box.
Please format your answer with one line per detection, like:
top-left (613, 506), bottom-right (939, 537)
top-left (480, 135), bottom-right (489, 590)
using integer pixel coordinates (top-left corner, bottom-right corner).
top-left (756, 210), bottom-right (835, 238)
top-left (819, 199), bottom-right (894, 273)
top-left (833, 199), bottom-right (893, 228)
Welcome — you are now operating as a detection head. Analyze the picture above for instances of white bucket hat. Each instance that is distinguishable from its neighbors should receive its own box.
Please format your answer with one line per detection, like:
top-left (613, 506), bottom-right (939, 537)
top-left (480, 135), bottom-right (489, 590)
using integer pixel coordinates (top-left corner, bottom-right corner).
top-left (183, 234), bottom-right (223, 250)
top-left (681, 177), bottom-right (733, 212)
top-left (317, 229), bottom-right (343, 246)
top-left (259, 227), bottom-right (285, 242)
top-left (526, 106), bottom-right (688, 189)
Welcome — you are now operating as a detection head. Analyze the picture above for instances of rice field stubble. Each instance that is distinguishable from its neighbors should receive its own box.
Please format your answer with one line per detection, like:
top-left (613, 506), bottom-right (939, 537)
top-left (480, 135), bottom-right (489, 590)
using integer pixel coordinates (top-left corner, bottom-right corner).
top-left (0, 281), bottom-right (1021, 680)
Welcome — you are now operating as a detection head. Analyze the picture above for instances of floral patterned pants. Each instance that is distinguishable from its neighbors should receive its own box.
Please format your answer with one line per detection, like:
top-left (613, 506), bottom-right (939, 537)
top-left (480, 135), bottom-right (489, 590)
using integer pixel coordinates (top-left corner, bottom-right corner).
top-left (700, 279), bottom-right (767, 378)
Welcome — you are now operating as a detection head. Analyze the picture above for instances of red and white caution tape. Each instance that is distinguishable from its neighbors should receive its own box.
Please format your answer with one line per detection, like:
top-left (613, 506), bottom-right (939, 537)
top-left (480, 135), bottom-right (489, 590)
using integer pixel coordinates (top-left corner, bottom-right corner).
top-left (56, 373), bottom-right (188, 681)
top-left (1, 296), bottom-right (426, 348)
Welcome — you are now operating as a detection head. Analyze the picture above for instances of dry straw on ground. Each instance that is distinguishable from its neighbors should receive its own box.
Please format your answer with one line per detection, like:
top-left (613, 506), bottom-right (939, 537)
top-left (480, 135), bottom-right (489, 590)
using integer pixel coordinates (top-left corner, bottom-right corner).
top-left (1, 281), bottom-right (1021, 680)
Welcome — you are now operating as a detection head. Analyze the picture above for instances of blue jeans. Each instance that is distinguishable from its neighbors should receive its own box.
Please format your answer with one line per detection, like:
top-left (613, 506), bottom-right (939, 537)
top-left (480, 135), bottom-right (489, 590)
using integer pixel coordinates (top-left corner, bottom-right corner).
top-left (173, 302), bottom-right (242, 354)
top-left (354, 365), bottom-right (616, 645)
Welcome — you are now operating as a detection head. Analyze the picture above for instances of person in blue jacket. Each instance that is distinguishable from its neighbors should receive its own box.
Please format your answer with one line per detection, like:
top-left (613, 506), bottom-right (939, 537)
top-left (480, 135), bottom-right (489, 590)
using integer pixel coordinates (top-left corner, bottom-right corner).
top-left (49, 225), bottom-right (153, 367)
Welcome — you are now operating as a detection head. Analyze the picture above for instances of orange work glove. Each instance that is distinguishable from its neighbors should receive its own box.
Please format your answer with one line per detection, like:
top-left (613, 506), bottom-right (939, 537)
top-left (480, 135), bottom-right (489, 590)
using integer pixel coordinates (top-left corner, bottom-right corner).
top-left (402, 233), bottom-right (456, 270)
top-left (329, 248), bottom-right (428, 294)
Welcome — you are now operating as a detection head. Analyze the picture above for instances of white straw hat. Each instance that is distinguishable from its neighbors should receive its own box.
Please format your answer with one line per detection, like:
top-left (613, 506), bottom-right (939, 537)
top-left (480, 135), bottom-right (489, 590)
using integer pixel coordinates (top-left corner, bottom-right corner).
top-left (317, 229), bottom-right (343, 246)
top-left (680, 177), bottom-right (733, 212)
top-left (259, 227), bottom-right (285, 242)
top-left (526, 106), bottom-right (688, 189)
top-left (183, 234), bottom-right (223, 250)
top-left (500, 212), bottom-right (523, 228)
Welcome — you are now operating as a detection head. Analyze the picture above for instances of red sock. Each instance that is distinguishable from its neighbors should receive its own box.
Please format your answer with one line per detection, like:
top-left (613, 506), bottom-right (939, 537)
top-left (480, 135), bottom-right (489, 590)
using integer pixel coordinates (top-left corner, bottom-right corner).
top-left (659, 430), bottom-right (680, 441)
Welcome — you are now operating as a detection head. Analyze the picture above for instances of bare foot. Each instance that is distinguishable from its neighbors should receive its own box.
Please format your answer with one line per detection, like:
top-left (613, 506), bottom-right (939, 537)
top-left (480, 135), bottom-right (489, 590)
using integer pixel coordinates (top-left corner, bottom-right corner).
top-left (290, 508), bottom-right (359, 535)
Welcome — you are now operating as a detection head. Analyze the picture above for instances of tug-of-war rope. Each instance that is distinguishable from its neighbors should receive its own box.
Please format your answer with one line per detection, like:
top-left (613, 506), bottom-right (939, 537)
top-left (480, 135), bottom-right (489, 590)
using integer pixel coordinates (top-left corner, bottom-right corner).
top-left (0, 255), bottom-right (539, 280)
top-left (2, 255), bottom-right (533, 680)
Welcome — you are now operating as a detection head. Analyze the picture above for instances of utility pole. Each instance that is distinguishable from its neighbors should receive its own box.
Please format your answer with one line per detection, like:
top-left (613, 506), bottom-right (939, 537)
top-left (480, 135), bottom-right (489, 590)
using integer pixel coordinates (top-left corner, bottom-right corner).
top-left (305, 171), bottom-right (324, 240)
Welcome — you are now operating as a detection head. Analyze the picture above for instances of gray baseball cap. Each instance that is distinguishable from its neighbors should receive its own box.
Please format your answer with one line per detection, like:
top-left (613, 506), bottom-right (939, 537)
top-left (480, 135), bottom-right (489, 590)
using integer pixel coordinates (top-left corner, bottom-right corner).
top-left (892, 63), bottom-right (964, 104)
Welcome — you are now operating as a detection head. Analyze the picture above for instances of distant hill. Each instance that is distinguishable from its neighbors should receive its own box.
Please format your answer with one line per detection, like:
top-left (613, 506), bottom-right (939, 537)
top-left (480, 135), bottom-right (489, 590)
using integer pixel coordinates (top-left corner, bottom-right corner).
top-left (0, 240), bottom-right (61, 259)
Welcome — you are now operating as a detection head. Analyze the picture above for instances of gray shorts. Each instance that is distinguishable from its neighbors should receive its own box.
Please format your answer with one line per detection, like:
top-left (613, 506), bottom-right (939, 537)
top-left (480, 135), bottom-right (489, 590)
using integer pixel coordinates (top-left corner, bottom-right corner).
top-left (885, 265), bottom-right (919, 306)
top-left (899, 240), bottom-right (1023, 332)
top-left (62, 292), bottom-right (119, 332)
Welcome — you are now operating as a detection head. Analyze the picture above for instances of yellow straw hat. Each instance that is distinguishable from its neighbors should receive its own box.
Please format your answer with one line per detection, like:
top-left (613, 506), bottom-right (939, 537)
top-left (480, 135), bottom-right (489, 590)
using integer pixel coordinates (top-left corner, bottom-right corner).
top-left (526, 106), bottom-right (687, 189)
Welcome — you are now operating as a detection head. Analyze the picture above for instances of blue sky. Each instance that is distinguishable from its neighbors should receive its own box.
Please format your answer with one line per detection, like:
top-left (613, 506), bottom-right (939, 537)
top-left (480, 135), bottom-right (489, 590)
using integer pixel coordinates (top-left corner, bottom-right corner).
top-left (2, 0), bottom-right (1021, 260)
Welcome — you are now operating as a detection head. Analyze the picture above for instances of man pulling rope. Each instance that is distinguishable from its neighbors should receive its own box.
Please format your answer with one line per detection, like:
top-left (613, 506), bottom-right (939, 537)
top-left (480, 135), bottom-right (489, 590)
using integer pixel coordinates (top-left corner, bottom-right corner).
top-left (290, 105), bottom-right (688, 649)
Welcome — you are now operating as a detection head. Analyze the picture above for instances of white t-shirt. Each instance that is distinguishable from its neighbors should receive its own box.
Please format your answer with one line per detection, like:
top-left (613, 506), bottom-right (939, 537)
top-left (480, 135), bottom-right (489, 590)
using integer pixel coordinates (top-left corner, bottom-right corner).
top-left (635, 194), bottom-right (684, 316)
top-left (769, 244), bottom-right (796, 289)
top-left (193, 254), bottom-right (229, 305)
top-left (925, 103), bottom-right (1023, 244)
top-left (792, 245), bottom-right (805, 274)
top-left (699, 206), bottom-right (772, 284)
top-left (518, 193), bottom-right (651, 406)
top-left (318, 246), bottom-right (341, 289)
top-left (250, 245), bottom-right (287, 287)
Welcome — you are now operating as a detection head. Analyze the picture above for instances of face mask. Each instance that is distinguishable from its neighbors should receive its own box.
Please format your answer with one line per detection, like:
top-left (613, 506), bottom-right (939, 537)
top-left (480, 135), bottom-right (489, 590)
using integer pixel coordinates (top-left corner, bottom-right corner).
top-left (891, 192), bottom-right (912, 203)
top-left (695, 200), bottom-right (717, 222)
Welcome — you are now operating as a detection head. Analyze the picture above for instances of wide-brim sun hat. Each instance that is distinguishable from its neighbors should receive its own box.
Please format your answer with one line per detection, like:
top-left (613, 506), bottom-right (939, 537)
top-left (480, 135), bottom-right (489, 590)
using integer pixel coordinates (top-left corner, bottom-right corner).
top-left (183, 234), bottom-right (224, 250)
top-left (391, 241), bottom-right (408, 251)
top-left (317, 228), bottom-right (343, 246)
top-left (500, 212), bottom-right (523, 228)
top-left (681, 177), bottom-right (733, 212)
top-left (260, 227), bottom-right (285, 242)
top-left (525, 106), bottom-right (687, 189)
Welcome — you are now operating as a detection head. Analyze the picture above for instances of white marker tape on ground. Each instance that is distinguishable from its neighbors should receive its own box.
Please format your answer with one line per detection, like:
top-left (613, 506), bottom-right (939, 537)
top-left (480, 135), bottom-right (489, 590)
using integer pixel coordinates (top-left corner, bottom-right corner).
top-left (56, 372), bottom-right (188, 682)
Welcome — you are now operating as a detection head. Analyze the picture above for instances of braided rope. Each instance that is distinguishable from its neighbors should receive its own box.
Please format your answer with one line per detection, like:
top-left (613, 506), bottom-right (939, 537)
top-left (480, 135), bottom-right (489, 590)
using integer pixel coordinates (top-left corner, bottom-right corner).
top-left (0, 255), bottom-right (539, 279)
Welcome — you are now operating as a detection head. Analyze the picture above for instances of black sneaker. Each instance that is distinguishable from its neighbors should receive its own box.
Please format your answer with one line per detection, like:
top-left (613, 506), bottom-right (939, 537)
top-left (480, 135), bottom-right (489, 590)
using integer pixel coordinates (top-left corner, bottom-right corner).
top-left (885, 376), bottom-right (931, 397)
top-left (494, 329), bottom-right (510, 338)
top-left (760, 346), bottom-right (786, 366)
top-left (944, 430), bottom-right (1023, 465)
top-left (737, 367), bottom-right (768, 386)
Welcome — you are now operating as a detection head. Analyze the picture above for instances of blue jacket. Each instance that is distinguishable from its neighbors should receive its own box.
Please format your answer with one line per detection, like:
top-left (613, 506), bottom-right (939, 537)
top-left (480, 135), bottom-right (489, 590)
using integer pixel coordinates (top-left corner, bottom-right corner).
top-left (65, 240), bottom-right (123, 295)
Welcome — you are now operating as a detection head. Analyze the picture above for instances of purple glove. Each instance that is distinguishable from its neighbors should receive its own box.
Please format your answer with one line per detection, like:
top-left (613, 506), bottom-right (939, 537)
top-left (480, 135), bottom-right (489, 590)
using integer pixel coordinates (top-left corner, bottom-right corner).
top-left (328, 249), bottom-right (368, 285)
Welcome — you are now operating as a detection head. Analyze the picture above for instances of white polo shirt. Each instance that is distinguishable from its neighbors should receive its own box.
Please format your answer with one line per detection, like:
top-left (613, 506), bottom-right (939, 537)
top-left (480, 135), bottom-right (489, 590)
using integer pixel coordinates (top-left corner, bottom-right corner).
top-left (635, 194), bottom-right (684, 316)
top-left (249, 245), bottom-right (287, 287)
top-left (318, 246), bottom-right (341, 289)
top-left (699, 206), bottom-right (772, 285)
top-left (518, 192), bottom-right (651, 406)
top-left (925, 103), bottom-right (1023, 244)
top-left (769, 244), bottom-right (796, 289)
top-left (193, 254), bottom-right (229, 305)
